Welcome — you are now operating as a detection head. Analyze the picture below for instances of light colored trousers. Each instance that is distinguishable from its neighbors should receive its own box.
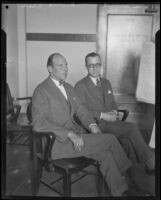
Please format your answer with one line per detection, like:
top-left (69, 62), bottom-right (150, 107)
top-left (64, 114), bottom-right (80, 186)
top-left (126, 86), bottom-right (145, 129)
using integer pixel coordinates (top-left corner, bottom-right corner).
top-left (66, 133), bottom-right (132, 196)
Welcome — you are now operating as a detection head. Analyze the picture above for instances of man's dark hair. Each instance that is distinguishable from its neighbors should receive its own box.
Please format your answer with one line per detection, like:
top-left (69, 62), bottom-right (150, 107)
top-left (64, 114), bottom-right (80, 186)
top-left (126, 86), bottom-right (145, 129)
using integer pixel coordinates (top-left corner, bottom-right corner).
top-left (85, 52), bottom-right (101, 65)
top-left (47, 53), bottom-right (62, 67)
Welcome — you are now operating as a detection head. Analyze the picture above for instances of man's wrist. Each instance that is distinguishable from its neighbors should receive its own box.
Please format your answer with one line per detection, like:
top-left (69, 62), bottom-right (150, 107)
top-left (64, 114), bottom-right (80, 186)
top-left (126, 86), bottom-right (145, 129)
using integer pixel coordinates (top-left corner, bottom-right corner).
top-left (89, 123), bottom-right (97, 130)
top-left (100, 112), bottom-right (104, 120)
top-left (67, 131), bottom-right (73, 139)
top-left (111, 109), bottom-right (118, 115)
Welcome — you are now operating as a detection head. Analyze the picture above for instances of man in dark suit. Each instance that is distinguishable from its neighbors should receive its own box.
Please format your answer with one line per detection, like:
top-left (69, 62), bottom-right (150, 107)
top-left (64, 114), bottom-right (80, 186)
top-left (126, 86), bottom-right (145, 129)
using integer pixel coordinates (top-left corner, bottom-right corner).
top-left (75, 52), bottom-right (155, 175)
top-left (32, 53), bottom-right (135, 196)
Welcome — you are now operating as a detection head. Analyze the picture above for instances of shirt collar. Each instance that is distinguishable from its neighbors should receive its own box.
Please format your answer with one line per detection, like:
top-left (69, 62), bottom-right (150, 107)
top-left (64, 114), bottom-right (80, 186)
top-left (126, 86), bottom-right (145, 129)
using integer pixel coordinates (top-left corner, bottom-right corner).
top-left (89, 76), bottom-right (100, 85)
top-left (50, 77), bottom-right (61, 87)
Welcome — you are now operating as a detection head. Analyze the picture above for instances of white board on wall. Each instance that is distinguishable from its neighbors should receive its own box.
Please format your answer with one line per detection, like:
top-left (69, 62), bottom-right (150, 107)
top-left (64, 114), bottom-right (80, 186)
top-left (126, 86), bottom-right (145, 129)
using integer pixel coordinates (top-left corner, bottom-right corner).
top-left (136, 41), bottom-right (155, 104)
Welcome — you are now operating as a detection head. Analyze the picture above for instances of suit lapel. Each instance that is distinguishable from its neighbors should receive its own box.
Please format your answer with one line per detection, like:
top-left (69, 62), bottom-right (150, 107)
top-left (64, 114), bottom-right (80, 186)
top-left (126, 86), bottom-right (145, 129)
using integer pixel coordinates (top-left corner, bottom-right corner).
top-left (86, 76), bottom-right (104, 104)
top-left (100, 78), bottom-right (106, 103)
top-left (47, 78), bottom-right (71, 114)
top-left (63, 84), bottom-right (74, 116)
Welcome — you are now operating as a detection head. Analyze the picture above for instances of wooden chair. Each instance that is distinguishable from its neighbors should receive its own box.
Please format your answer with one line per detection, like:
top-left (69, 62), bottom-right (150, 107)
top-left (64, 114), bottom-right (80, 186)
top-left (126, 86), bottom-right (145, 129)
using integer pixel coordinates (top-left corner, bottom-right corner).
top-left (117, 109), bottom-right (129, 121)
top-left (6, 83), bottom-right (32, 122)
top-left (6, 83), bottom-right (32, 145)
top-left (31, 131), bottom-right (105, 197)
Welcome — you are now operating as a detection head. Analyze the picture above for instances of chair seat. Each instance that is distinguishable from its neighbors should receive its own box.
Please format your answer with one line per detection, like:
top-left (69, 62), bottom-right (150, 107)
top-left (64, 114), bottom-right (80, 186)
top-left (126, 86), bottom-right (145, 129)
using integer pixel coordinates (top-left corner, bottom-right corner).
top-left (37, 154), bottom-right (96, 172)
top-left (7, 122), bottom-right (31, 132)
top-left (54, 157), bottom-right (96, 170)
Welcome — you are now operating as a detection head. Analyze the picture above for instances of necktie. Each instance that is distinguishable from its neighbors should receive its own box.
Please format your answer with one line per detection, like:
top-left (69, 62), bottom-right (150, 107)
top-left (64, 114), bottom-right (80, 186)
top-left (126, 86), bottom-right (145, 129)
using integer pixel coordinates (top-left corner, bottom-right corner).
top-left (59, 80), bottom-right (64, 86)
top-left (96, 78), bottom-right (100, 86)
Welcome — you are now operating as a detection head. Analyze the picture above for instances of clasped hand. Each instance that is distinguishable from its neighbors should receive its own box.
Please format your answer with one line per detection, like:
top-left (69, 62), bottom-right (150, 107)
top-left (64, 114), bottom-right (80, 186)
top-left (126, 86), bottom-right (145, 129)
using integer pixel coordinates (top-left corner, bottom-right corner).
top-left (101, 110), bottom-right (118, 122)
top-left (68, 131), bottom-right (84, 151)
top-left (90, 124), bottom-right (101, 134)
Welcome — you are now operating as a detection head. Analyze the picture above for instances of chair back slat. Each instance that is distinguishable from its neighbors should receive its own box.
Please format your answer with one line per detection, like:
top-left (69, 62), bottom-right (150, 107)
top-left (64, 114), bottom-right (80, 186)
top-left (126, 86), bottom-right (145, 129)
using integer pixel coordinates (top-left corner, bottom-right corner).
top-left (6, 83), bottom-right (13, 107)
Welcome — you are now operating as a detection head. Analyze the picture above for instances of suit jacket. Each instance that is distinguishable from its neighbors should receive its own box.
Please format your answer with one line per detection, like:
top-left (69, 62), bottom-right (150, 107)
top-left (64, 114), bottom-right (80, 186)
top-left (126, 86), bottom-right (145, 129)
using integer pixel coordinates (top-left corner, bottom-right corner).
top-left (32, 76), bottom-right (95, 159)
top-left (75, 76), bottom-right (117, 120)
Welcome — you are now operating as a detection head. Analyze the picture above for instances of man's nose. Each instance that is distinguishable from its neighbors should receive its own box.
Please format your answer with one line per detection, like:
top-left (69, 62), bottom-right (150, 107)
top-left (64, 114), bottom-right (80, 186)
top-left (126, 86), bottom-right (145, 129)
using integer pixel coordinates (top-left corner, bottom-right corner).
top-left (63, 66), bottom-right (68, 72)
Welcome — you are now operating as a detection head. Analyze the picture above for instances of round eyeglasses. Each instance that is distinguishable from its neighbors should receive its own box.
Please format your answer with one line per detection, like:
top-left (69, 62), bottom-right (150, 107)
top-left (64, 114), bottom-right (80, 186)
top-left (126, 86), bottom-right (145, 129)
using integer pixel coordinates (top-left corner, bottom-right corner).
top-left (87, 63), bottom-right (101, 69)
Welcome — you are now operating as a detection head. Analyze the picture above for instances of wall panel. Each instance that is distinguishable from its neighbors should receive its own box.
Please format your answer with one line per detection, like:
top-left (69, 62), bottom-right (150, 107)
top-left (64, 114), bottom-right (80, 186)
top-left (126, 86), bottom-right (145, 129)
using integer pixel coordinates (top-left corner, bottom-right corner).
top-left (27, 41), bottom-right (95, 95)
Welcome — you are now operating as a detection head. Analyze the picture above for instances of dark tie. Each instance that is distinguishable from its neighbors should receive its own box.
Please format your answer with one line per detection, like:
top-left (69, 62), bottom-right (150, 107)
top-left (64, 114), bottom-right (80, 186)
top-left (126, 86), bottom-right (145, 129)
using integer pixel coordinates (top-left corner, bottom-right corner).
top-left (96, 78), bottom-right (105, 104)
top-left (96, 78), bottom-right (100, 86)
top-left (59, 80), bottom-right (64, 86)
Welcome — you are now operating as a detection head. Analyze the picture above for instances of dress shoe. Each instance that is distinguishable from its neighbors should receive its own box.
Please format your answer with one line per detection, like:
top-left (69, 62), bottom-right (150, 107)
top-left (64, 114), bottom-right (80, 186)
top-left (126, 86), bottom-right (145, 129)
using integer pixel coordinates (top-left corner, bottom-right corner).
top-left (122, 188), bottom-right (150, 196)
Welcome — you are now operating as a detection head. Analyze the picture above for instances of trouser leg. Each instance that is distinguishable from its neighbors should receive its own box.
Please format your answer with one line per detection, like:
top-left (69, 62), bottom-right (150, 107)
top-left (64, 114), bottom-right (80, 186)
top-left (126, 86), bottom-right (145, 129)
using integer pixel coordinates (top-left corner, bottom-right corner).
top-left (119, 137), bottom-right (138, 164)
top-left (99, 151), bottom-right (128, 196)
top-left (71, 134), bottom-right (132, 196)
top-left (98, 120), bottom-right (154, 169)
top-left (128, 125), bottom-right (155, 169)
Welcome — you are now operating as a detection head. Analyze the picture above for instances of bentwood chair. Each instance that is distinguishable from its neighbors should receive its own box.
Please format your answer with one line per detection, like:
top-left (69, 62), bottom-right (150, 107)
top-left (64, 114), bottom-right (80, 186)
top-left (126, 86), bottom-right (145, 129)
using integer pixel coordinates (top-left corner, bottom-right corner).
top-left (31, 130), bottom-right (104, 197)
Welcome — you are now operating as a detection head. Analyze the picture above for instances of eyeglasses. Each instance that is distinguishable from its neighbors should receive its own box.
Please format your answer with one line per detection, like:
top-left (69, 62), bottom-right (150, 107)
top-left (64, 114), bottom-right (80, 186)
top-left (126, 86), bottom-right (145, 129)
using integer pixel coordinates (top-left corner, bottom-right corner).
top-left (87, 63), bottom-right (101, 69)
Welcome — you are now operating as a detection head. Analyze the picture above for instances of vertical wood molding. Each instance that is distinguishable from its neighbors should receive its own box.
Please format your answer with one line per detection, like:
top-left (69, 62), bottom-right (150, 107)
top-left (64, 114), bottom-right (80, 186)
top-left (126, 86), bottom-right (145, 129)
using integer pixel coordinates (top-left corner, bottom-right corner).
top-left (96, 5), bottom-right (107, 78)
top-left (17, 5), bottom-right (28, 112)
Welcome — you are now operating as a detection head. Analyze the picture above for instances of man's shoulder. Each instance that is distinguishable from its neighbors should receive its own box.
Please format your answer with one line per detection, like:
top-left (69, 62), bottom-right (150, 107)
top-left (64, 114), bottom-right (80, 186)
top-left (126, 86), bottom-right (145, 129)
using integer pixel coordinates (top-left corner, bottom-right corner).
top-left (100, 77), bottom-right (110, 84)
top-left (64, 81), bottom-right (73, 89)
top-left (34, 78), bottom-right (49, 93)
top-left (75, 76), bottom-right (88, 87)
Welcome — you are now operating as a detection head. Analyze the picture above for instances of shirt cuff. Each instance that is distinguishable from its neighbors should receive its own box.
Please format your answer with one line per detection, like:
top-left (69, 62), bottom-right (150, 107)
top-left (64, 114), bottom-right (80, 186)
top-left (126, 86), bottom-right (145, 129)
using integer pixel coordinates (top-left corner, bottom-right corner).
top-left (100, 112), bottom-right (104, 119)
top-left (89, 123), bottom-right (97, 129)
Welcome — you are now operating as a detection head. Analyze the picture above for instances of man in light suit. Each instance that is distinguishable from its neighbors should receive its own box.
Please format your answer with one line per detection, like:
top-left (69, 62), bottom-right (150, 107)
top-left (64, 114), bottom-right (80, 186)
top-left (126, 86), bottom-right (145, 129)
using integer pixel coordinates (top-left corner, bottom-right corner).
top-left (75, 52), bottom-right (155, 176)
top-left (32, 53), bottom-right (135, 196)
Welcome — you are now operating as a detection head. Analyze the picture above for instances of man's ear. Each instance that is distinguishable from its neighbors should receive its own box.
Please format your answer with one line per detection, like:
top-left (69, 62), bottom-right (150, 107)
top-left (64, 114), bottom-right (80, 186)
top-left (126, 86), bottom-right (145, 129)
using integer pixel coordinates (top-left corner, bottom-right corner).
top-left (47, 65), bottom-right (52, 73)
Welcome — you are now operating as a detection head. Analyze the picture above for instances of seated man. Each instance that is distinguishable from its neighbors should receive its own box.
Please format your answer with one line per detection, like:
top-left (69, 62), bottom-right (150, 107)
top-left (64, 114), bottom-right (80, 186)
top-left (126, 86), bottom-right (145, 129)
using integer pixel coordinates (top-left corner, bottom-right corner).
top-left (32, 53), bottom-right (134, 196)
top-left (75, 52), bottom-right (155, 175)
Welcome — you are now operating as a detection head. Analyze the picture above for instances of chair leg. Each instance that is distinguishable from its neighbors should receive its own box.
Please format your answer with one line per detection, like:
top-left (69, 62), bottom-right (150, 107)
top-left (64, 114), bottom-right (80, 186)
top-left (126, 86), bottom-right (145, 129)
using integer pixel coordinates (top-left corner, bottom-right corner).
top-left (13, 105), bottom-right (21, 122)
top-left (96, 163), bottom-right (104, 196)
top-left (63, 172), bottom-right (71, 197)
top-left (7, 131), bottom-right (14, 143)
top-left (31, 157), bottom-right (43, 196)
top-left (30, 134), bottom-right (33, 160)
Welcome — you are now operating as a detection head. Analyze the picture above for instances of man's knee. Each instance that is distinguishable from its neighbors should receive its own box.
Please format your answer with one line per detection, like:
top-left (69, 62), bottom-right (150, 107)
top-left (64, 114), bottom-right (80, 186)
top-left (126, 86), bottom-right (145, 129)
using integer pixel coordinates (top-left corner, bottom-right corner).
top-left (124, 122), bottom-right (139, 135)
top-left (103, 133), bottom-right (119, 143)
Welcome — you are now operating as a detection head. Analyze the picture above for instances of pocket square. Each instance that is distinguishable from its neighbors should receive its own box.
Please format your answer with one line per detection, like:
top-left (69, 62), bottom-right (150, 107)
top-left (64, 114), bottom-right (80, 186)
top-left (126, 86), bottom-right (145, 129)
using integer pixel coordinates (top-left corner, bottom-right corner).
top-left (108, 90), bottom-right (112, 94)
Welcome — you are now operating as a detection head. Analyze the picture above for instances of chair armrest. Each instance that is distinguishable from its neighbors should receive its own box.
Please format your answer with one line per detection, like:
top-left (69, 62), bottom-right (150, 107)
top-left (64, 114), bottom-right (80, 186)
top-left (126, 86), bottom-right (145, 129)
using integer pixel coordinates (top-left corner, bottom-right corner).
top-left (33, 131), bottom-right (56, 169)
top-left (117, 109), bottom-right (129, 121)
top-left (16, 97), bottom-right (32, 101)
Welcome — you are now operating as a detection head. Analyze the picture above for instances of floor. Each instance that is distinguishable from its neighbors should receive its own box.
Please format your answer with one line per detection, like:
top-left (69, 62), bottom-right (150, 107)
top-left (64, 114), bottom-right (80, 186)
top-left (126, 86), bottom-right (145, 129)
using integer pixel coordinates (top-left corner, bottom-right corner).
top-left (4, 114), bottom-right (156, 197)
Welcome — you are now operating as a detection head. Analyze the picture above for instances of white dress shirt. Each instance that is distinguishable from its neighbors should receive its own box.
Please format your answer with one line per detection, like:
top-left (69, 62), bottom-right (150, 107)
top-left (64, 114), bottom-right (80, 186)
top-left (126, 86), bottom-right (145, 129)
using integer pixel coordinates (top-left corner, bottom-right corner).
top-left (51, 77), bottom-right (68, 100)
top-left (89, 76), bottom-right (100, 86)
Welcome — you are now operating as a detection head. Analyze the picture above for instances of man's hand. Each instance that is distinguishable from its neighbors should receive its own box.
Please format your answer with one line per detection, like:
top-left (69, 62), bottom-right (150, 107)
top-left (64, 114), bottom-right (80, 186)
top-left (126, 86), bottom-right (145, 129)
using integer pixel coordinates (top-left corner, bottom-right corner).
top-left (89, 124), bottom-right (101, 134)
top-left (100, 110), bottom-right (117, 122)
top-left (67, 131), bottom-right (84, 151)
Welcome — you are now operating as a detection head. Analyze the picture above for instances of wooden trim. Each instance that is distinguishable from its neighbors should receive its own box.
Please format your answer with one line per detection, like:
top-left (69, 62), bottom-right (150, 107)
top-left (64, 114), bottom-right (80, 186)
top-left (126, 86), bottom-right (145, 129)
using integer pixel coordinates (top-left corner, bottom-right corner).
top-left (26, 33), bottom-right (96, 42)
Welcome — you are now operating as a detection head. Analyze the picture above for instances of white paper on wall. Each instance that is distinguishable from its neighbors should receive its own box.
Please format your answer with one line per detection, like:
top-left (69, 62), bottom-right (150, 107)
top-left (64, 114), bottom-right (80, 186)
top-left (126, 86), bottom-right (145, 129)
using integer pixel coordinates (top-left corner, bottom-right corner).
top-left (136, 41), bottom-right (155, 104)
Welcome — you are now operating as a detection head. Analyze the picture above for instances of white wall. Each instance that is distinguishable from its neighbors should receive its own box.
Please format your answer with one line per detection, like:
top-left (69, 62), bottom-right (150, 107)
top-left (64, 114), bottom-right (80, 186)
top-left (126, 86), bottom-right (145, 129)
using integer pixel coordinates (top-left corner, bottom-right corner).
top-left (26, 4), bottom-right (97, 33)
top-left (3, 4), bottom-right (97, 111)
top-left (26, 4), bottom-right (97, 95)
top-left (27, 42), bottom-right (95, 94)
